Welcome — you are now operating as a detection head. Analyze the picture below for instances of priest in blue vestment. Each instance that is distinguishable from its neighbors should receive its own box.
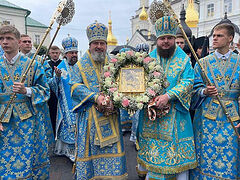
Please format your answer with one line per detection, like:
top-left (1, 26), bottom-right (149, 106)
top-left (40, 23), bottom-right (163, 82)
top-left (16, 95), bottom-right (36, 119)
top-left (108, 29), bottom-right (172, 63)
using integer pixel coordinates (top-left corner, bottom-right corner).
top-left (52, 36), bottom-right (78, 161)
top-left (70, 21), bottom-right (127, 179)
top-left (137, 16), bottom-right (197, 180)
top-left (190, 23), bottom-right (240, 180)
top-left (0, 25), bottom-right (50, 179)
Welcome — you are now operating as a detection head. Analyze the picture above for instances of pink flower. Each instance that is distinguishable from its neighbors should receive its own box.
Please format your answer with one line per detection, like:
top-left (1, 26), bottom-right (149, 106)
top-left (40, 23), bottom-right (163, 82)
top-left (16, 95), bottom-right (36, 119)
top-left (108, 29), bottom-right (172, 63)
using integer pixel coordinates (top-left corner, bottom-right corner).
top-left (127, 51), bottom-right (134, 56)
top-left (111, 58), bottom-right (118, 63)
top-left (153, 71), bottom-right (161, 77)
top-left (148, 89), bottom-right (156, 96)
top-left (109, 87), bottom-right (117, 93)
top-left (122, 98), bottom-right (130, 107)
top-left (104, 72), bottom-right (111, 77)
top-left (143, 57), bottom-right (152, 64)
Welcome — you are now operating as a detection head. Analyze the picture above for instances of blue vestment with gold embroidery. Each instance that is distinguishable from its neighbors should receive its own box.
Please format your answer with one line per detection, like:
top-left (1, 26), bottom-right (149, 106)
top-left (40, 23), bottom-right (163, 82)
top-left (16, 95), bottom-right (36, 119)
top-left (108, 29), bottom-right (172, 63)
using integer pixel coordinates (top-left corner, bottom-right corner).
top-left (0, 54), bottom-right (50, 179)
top-left (26, 53), bottom-right (53, 83)
top-left (120, 109), bottom-right (132, 131)
top-left (0, 45), bottom-right (3, 56)
top-left (26, 52), bottom-right (55, 153)
top-left (120, 109), bottom-right (140, 142)
top-left (137, 47), bottom-right (197, 178)
top-left (190, 52), bottom-right (240, 179)
top-left (53, 59), bottom-right (76, 159)
top-left (70, 50), bottom-right (127, 179)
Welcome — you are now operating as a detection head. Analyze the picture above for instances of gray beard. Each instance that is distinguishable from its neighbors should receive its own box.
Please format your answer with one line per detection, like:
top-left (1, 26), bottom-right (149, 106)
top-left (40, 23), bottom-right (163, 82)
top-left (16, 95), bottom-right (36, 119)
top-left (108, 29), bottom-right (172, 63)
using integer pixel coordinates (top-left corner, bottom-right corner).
top-left (91, 51), bottom-right (106, 62)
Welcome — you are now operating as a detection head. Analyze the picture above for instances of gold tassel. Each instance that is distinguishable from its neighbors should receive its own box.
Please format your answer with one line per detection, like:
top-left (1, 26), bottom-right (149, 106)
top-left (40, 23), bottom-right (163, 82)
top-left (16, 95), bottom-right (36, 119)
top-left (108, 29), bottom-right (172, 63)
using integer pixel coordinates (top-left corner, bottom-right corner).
top-left (72, 163), bottom-right (76, 174)
top-left (135, 139), bottom-right (140, 150)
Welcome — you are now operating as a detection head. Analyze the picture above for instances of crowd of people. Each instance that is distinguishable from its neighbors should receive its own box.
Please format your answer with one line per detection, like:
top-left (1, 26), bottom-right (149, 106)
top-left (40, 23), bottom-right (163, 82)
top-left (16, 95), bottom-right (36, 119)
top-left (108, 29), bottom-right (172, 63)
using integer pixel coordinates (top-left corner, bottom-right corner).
top-left (0, 14), bottom-right (240, 180)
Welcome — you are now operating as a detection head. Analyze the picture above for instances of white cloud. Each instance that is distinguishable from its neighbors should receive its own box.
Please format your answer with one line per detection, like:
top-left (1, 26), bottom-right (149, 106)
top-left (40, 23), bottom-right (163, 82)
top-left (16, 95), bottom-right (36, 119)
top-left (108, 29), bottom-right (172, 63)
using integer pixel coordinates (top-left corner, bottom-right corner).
top-left (7, 0), bottom-right (152, 53)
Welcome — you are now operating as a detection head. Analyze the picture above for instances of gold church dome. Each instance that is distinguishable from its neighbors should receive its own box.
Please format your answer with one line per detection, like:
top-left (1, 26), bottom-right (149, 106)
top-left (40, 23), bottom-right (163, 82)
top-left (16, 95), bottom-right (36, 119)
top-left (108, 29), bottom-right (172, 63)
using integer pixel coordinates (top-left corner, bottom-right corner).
top-left (139, 5), bottom-right (148, 21)
top-left (186, 0), bottom-right (199, 27)
top-left (107, 12), bottom-right (118, 46)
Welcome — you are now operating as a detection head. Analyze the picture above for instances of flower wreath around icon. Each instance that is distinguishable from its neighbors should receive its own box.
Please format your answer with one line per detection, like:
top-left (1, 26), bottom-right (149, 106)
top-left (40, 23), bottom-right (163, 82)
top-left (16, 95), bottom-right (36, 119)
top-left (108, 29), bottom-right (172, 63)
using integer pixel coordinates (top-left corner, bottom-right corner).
top-left (101, 50), bottom-right (169, 117)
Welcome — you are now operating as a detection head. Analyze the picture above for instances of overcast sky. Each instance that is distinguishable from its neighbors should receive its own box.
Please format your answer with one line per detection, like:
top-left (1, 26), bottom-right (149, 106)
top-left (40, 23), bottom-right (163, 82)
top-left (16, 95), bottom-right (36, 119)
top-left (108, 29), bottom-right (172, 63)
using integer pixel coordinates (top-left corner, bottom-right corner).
top-left (8, 0), bottom-right (154, 53)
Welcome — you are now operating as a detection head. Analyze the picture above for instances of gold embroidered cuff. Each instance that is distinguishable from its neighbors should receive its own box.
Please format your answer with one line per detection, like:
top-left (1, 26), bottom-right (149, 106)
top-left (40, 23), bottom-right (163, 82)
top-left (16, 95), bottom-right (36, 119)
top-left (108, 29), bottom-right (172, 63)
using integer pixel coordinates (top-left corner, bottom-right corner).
top-left (94, 93), bottom-right (99, 104)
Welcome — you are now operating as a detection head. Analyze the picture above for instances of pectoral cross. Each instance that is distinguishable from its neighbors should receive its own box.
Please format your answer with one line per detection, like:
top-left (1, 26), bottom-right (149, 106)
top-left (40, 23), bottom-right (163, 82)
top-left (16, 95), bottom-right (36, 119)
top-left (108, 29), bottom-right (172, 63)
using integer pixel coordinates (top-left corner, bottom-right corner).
top-left (216, 75), bottom-right (223, 82)
top-left (3, 74), bottom-right (10, 81)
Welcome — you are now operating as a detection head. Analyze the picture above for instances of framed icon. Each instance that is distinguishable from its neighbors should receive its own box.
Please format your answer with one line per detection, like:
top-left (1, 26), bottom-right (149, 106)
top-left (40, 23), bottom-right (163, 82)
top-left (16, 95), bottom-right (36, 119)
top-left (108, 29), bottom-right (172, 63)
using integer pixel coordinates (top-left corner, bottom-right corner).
top-left (119, 67), bottom-right (145, 93)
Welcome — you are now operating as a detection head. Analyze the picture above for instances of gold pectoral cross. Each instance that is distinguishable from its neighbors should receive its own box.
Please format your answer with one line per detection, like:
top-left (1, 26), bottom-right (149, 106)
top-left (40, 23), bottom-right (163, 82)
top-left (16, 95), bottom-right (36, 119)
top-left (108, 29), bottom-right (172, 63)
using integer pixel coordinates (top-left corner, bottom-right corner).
top-left (216, 75), bottom-right (223, 82)
top-left (3, 74), bottom-right (10, 81)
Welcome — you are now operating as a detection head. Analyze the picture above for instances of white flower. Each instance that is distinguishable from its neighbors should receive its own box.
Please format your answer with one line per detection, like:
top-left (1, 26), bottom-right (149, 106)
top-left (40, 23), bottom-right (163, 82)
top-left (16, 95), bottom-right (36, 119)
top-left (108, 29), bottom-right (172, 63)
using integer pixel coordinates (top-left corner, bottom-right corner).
top-left (141, 52), bottom-right (147, 57)
top-left (121, 52), bottom-right (126, 58)
top-left (104, 66), bottom-right (109, 71)
top-left (148, 64), bottom-right (155, 71)
top-left (136, 96), bottom-right (142, 103)
top-left (135, 52), bottom-right (141, 57)
top-left (110, 67), bottom-right (116, 73)
top-left (153, 79), bottom-right (160, 83)
top-left (113, 96), bottom-right (121, 102)
top-left (152, 84), bottom-right (160, 90)
top-left (142, 95), bottom-right (149, 103)
top-left (113, 92), bottom-right (122, 102)
top-left (137, 103), bottom-right (144, 109)
top-left (108, 63), bottom-right (114, 68)
top-left (137, 57), bottom-right (144, 63)
top-left (155, 65), bottom-right (161, 71)
top-left (149, 61), bottom-right (156, 67)
top-left (118, 57), bottom-right (124, 62)
top-left (148, 82), bottom-right (155, 87)
top-left (105, 77), bottom-right (112, 86)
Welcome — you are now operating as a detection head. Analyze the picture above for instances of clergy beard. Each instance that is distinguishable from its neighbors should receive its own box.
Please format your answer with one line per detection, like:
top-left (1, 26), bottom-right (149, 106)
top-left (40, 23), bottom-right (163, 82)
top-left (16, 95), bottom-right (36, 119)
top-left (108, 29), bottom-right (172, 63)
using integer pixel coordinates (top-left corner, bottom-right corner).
top-left (67, 56), bottom-right (78, 66)
top-left (157, 44), bottom-right (176, 58)
top-left (91, 51), bottom-right (106, 62)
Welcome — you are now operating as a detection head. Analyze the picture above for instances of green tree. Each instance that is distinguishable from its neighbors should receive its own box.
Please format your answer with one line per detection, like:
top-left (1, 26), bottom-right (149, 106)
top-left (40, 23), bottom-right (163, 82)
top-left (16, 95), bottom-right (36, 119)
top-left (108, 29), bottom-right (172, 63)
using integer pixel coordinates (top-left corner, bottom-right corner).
top-left (33, 44), bottom-right (48, 56)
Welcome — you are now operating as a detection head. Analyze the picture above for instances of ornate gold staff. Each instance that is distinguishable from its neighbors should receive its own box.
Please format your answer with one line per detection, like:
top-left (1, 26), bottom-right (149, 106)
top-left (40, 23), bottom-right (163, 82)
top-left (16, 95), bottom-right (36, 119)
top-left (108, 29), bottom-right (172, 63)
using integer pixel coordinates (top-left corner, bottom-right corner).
top-left (161, 0), bottom-right (240, 139)
top-left (42, 0), bottom-right (75, 64)
top-left (0, 0), bottom-right (68, 124)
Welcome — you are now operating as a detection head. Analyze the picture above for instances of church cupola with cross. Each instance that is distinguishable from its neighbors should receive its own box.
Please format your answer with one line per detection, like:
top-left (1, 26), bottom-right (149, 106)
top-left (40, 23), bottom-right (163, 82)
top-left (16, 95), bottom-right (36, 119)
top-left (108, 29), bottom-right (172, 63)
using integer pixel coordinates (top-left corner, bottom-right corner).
top-left (130, 0), bottom-right (150, 35)
top-left (186, 0), bottom-right (199, 28)
top-left (107, 11), bottom-right (118, 46)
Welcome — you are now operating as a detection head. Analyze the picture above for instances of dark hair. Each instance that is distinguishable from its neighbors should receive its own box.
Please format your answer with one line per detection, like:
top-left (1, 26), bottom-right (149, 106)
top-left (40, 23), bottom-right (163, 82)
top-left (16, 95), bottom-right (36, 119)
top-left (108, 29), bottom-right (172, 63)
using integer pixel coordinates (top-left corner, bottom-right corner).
top-left (176, 34), bottom-right (184, 39)
top-left (214, 23), bottom-right (235, 38)
top-left (0, 25), bottom-right (20, 39)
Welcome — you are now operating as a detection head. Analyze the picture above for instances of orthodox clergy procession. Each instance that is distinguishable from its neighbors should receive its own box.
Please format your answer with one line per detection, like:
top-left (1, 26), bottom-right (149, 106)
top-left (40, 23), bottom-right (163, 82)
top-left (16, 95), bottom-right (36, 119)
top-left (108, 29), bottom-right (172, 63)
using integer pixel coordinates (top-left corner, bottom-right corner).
top-left (1, 0), bottom-right (240, 180)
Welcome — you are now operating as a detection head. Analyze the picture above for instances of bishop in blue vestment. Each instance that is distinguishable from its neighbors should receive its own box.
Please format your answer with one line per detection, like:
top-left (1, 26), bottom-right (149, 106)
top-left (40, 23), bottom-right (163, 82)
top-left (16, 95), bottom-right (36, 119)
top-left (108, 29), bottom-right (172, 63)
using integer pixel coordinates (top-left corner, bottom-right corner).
top-left (137, 16), bottom-right (197, 180)
top-left (71, 21), bottom-right (127, 180)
